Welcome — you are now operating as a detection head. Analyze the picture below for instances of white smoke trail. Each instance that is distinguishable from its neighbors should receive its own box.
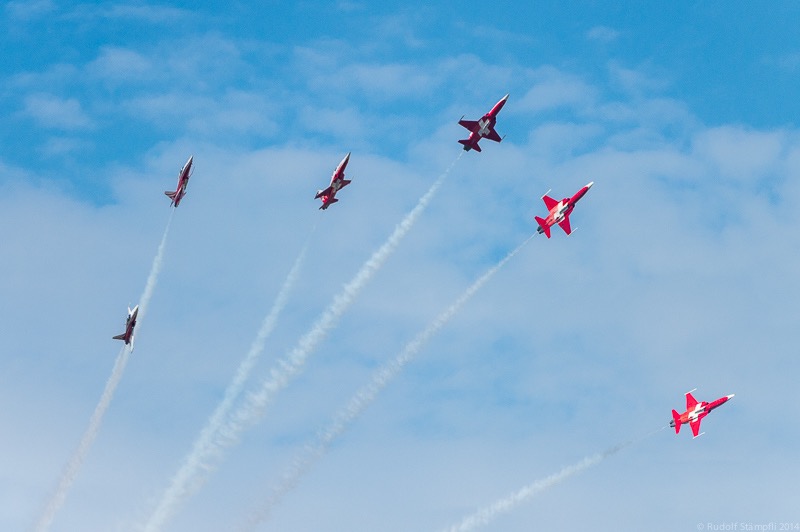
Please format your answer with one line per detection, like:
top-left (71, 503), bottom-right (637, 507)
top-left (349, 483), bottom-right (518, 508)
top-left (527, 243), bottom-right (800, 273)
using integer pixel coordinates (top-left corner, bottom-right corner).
top-left (33, 347), bottom-right (130, 532)
top-left (142, 154), bottom-right (460, 531)
top-left (142, 239), bottom-right (310, 531)
top-left (443, 428), bottom-right (666, 532)
top-left (239, 233), bottom-right (535, 531)
top-left (136, 210), bottom-right (174, 326)
top-left (33, 213), bottom-right (173, 532)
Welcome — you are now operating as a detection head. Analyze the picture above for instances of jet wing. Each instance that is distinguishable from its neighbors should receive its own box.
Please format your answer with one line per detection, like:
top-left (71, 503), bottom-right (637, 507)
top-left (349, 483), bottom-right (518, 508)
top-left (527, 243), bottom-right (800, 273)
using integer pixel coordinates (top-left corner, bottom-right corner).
top-left (689, 418), bottom-right (702, 438)
top-left (542, 195), bottom-right (559, 211)
top-left (485, 127), bottom-right (502, 143)
top-left (686, 392), bottom-right (699, 410)
top-left (689, 412), bottom-right (708, 438)
top-left (458, 119), bottom-right (479, 131)
top-left (558, 216), bottom-right (572, 235)
top-left (315, 186), bottom-right (333, 199)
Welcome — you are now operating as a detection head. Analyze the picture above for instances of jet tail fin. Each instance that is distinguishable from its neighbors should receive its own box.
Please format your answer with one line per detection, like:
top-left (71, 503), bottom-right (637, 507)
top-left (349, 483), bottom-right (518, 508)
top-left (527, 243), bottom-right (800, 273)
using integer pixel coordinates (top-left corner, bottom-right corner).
top-left (671, 409), bottom-right (682, 434)
top-left (458, 139), bottom-right (480, 152)
top-left (319, 198), bottom-right (339, 210)
top-left (535, 216), bottom-right (551, 238)
top-left (165, 191), bottom-right (177, 200)
top-left (112, 333), bottom-right (126, 341)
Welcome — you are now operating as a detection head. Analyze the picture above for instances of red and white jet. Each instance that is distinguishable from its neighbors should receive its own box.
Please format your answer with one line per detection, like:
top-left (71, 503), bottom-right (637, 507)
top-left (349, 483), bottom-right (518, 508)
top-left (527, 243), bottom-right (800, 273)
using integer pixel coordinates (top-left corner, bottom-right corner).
top-left (535, 181), bottom-right (594, 238)
top-left (112, 305), bottom-right (139, 348)
top-left (458, 94), bottom-right (508, 152)
top-left (315, 152), bottom-right (352, 210)
top-left (165, 155), bottom-right (193, 207)
top-left (670, 389), bottom-right (735, 438)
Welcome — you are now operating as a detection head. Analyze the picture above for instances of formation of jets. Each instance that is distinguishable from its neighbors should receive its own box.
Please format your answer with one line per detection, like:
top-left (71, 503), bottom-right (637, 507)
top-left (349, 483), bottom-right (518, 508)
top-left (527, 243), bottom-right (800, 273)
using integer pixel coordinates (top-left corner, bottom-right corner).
top-left (113, 94), bottom-right (735, 439)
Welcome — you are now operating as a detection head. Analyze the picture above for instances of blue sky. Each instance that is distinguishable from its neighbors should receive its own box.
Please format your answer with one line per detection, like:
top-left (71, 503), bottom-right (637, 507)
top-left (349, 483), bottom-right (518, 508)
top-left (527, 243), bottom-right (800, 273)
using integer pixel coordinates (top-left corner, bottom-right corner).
top-left (2, 2), bottom-right (799, 531)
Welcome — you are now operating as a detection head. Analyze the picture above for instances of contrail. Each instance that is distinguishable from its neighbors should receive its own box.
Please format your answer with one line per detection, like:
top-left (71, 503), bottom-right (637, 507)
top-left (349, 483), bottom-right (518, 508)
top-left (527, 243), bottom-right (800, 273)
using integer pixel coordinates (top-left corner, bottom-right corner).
top-left (137, 210), bottom-right (174, 325)
top-left (33, 213), bottom-right (173, 532)
top-left (141, 154), bottom-right (461, 532)
top-left (238, 233), bottom-right (536, 531)
top-left (442, 428), bottom-right (666, 532)
top-left (142, 237), bottom-right (311, 531)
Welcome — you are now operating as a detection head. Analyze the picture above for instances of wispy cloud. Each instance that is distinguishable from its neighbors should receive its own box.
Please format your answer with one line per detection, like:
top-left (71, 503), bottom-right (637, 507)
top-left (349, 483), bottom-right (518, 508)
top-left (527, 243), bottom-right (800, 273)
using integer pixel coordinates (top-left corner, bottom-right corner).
top-left (516, 67), bottom-right (596, 114)
top-left (22, 94), bottom-right (94, 130)
top-left (238, 234), bottom-right (533, 531)
top-left (86, 46), bottom-right (153, 85)
top-left (5, 0), bottom-right (54, 20)
top-left (586, 25), bottom-right (620, 43)
top-left (692, 126), bottom-right (787, 184)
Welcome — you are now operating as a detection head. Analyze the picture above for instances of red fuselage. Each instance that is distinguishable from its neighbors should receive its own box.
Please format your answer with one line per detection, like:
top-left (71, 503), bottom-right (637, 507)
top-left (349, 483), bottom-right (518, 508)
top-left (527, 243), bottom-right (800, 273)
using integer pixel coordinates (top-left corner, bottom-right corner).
top-left (113, 305), bottom-right (139, 346)
top-left (166, 155), bottom-right (193, 207)
top-left (670, 392), bottom-right (734, 438)
top-left (458, 94), bottom-right (508, 152)
top-left (316, 152), bottom-right (352, 210)
top-left (535, 182), bottom-right (593, 237)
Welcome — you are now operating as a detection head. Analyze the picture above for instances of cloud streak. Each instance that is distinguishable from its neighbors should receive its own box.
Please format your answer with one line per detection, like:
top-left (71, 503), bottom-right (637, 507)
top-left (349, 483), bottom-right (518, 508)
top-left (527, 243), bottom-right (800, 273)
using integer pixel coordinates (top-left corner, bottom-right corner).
top-left (443, 444), bottom-right (628, 532)
top-left (33, 347), bottom-right (130, 532)
top-left (238, 233), bottom-right (535, 531)
top-left (442, 429), bottom-right (666, 532)
top-left (32, 213), bottom-right (172, 532)
top-left (142, 154), bottom-right (460, 530)
top-left (143, 237), bottom-right (311, 531)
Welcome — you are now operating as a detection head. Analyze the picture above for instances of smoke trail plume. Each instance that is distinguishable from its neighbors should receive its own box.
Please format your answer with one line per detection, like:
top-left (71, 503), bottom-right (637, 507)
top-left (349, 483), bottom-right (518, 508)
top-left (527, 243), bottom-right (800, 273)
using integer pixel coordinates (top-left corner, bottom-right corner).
top-left (33, 347), bottom-right (130, 532)
top-left (137, 210), bottom-right (174, 325)
top-left (239, 233), bottom-right (535, 531)
top-left (33, 214), bottom-right (173, 532)
top-left (142, 155), bottom-right (460, 532)
top-left (443, 428), bottom-right (666, 532)
top-left (143, 240), bottom-right (310, 531)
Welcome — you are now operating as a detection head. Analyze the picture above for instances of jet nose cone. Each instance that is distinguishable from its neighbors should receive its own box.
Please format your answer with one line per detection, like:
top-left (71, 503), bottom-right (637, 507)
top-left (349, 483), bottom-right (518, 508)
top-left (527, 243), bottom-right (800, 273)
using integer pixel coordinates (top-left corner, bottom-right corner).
top-left (727, 394), bottom-right (735, 400)
top-left (501, 93), bottom-right (509, 101)
top-left (586, 181), bottom-right (594, 188)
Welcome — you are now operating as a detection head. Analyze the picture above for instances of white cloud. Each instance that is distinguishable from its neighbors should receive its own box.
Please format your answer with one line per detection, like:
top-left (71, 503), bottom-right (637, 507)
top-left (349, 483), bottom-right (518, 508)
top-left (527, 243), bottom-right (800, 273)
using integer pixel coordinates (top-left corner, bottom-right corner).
top-left (40, 136), bottom-right (92, 157)
top-left (608, 61), bottom-right (671, 95)
top-left (22, 93), bottom-right (94, 130)
top-left (4, 0), bottom-right (54, 20)
top-left (98, 3), bottom-right (190, 23)
top-left (516, 67), bottom-right (596, 114)
top-left (692, 126), bottom-right (787, 183)
top-left (86, 46), bottom-right (153, 85)
top-left (586, 25), bottom-right (620, 43)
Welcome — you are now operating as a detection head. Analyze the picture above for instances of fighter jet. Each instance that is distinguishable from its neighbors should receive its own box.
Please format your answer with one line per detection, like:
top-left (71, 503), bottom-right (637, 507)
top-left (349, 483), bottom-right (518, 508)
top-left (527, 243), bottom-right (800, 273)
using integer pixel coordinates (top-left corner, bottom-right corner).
top-left (315, 152), bottom-right (352, 210)
top-left (535, 182), bottom-right (594, 238)
top-left (458, 94), bottom-right (508, 152)
top-left (670, 389), bottom-right (735, 438)
top-left (112, 305), bottom-right (139, 348)
top-left (165, 155), bottom-right (194, 207)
